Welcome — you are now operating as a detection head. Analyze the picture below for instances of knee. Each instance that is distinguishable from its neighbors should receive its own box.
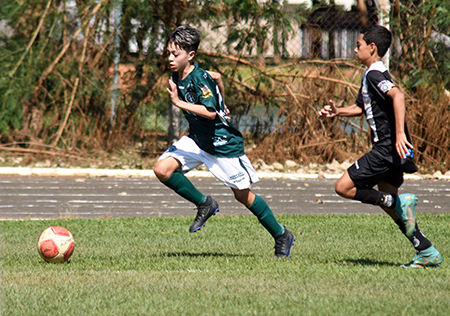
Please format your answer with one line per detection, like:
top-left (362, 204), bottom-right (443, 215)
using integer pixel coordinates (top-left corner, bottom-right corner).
top-left (233, 189), bottom-right (252, 206)
top-left (334, 182), bottom-right (345, 197)
top-left (153, 162), bottom-right (172, 182)
top-left (334, 172), bottom-right (357, 199)
top-left (335, 181), bottom-right (352, 199)
top-left (233, 191), bottom-right (246, 204)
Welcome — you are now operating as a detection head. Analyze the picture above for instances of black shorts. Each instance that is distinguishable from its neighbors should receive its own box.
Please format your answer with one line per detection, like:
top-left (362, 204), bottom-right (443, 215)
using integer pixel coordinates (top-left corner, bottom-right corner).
top-left (347, 151), bottom-right (404, 188)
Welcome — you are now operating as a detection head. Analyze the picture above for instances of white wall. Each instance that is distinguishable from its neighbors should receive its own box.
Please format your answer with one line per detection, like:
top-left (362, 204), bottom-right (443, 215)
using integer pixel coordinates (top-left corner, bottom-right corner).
top-left (287, 0), bottom-right (356, 11)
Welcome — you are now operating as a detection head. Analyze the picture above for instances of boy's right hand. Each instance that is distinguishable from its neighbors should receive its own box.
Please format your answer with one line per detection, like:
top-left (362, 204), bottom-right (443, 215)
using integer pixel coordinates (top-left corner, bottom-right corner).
top-left (318, 100), bottom-right (338, 118)
top-left (167, 79), bottom-right (179, 106)
top-left (223, 104), bottom-right (230, 120)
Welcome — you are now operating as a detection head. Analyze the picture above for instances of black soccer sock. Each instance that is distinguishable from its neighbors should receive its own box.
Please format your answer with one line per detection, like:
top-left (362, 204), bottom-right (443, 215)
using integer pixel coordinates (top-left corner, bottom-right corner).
top-left (353, 188), bottom-right (397, 208)
top-left (395, 219), bottom-right (432, 251)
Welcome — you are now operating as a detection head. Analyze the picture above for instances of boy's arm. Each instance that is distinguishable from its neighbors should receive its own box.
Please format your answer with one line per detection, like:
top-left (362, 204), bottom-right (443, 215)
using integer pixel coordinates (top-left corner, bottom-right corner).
top-left (206, 70), bottom-right (230, 117)
top-left (318, 100), bottom-right (363, 118)
top-left (167, 79), bottom-right (216, 120)
top-left (206, 71), bottom-right (225, 103)
top-left (387, 87), bottom-right (413, 159)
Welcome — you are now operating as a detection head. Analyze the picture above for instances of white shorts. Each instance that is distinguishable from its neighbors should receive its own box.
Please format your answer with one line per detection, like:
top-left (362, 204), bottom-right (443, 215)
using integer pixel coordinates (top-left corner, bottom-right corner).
top-left (158, 136), bottom-right (259, 190)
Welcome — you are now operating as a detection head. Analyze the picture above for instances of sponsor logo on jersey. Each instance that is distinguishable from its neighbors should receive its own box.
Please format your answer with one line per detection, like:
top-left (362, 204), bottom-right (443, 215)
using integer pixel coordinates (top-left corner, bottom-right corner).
top-left (213, 136), bottom-right (228, 147)
top-left (185, 91), bottom-right (198, 104)
top-left (201, 85), bottom-right (213, 99)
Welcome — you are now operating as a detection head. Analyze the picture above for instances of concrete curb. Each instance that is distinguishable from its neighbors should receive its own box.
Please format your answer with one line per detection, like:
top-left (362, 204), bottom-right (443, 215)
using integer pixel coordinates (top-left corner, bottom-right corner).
top-left (0, 167), bottom-right (448, 181)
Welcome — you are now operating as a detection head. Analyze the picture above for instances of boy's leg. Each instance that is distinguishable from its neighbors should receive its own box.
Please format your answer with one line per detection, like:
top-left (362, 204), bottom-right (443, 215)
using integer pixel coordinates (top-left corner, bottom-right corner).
top-left (338, 154), bottom-right (441, 267)
top-left (233, 188), bottom-right (283, 237)
top-left (336, 171), bottom-right (397, 208)
top-left (378, 181), bottom-right (431, 250)
top-left (202, 153), bottom-right (294, 257)
top-left (154, 156), bottom-right (219, 232)
top-left (339, 169), bottom-right (441, 267)
top-left (154, 157), bottom-right (207, 205)
top-left (232, 188), bottom-right (294, 258)
top-left (339, 171), bottom-right (434, 249)
top-left (378, 182), bottom-right (441, 268)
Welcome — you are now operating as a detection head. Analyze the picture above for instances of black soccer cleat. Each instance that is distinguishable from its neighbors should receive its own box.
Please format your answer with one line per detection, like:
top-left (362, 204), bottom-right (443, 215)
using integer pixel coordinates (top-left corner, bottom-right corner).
top-left (274, 227), bottom-right (295, 258)
top-left (189, 196), bottom-right (220, 233)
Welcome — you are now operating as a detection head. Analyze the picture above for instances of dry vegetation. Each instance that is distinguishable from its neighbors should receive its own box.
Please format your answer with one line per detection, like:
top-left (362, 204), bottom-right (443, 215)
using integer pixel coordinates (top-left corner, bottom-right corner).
top-left (1, 1), bottom-right (449, 173)
top-left (201, 57), bottom-right (450, 173)
top-left (2, 58), bottom-right (449, 174)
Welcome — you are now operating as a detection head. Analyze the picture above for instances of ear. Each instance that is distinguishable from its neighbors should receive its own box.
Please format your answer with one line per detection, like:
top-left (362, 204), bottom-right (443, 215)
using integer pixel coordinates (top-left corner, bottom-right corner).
top-left (369, 43), bottom-right (377, 55)
top-left (188, 50), bottom-right (196, 61)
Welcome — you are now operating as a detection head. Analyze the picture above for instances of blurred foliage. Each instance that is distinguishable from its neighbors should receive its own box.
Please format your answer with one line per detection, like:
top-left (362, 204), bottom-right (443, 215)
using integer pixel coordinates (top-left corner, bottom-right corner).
top-left (390, 0), bottom-right (450, 171)
top-left (0, 0), bottom-right (449, 171)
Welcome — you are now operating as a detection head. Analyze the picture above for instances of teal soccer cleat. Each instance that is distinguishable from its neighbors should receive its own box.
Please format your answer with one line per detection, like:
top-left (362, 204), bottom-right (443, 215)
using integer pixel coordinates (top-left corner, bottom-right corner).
top-left (402, 246), bottom-right (442, 268)
top-left (394, 194), bottom-right (418, 238)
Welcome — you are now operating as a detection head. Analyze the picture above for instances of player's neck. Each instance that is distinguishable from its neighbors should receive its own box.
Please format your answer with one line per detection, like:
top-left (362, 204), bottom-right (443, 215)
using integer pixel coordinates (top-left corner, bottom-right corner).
top-left (178, 63), bottom-right (195, 80)
top-left (363, 56), bottom-right (382, 68)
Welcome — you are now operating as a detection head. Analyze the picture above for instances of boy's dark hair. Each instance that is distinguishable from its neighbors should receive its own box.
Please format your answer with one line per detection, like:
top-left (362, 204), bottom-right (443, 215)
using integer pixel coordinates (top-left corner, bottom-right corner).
top-left (167, 25), bottom-right (201, 53)
top-left (360, 25), bottom-right (392, 57)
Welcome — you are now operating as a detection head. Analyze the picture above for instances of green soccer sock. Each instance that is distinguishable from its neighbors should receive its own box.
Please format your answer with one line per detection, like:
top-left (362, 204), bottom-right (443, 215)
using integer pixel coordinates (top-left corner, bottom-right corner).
top-left (247, 194), bottom-right (284, 238)
top-left (162, 172), bottom-right (207, 206)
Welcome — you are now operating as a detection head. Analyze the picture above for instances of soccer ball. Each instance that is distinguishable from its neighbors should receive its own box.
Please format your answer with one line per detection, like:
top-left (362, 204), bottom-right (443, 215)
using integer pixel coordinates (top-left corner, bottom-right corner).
top-left (37, 226), bottom-right (75, 263)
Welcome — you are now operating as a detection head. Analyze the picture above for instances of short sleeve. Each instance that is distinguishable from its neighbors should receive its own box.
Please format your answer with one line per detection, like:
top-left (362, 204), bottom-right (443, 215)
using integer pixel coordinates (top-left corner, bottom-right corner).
top-left (355, 89), bottom-right (364, 108)
top-left (196, 75), bottom-right (218, 110)
top-left (367, 71), bottom-right (396, 95)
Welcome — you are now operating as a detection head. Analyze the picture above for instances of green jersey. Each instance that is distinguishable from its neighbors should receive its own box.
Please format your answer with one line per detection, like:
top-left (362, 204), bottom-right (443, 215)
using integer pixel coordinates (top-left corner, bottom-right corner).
top-left (172, 64), bottom-right (244, 157)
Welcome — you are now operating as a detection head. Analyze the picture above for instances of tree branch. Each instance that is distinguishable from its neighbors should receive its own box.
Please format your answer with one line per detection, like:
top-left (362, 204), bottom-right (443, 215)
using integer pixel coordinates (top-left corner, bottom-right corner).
top-left (9, 0), bottom-right (53, 77)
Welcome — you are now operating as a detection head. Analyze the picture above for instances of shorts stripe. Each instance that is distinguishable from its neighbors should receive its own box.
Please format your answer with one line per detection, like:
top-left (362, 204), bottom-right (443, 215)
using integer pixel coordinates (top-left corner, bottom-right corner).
top-left (239, 158), bottom-right (253, 185)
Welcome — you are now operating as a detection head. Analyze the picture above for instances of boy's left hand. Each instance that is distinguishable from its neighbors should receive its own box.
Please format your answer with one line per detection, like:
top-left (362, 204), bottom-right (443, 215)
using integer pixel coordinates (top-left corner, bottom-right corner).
top-left (395, 133), bottom-right (414, 159)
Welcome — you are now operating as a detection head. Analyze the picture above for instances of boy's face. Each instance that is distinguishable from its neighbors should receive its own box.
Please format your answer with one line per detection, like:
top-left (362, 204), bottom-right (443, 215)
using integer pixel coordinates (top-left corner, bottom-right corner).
top-left (167, 42), bottom-right (195, 73)
top-left (354, 34), bottom-right (375, 66)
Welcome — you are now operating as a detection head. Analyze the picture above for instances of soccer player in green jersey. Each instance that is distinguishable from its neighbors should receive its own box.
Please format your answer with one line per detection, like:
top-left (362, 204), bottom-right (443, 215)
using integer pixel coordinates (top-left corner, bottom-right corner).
top-left (154, 25), bottom-right (294, 258)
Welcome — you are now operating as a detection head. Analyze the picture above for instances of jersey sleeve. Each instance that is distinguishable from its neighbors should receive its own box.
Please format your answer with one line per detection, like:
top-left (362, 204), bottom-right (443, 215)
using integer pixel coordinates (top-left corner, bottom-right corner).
top-left (196, 73), bottom-right (218, 111)
top-left (367, 71), bottom-right (396, 95)
top-left (355, 88), bottom-right (363, 108)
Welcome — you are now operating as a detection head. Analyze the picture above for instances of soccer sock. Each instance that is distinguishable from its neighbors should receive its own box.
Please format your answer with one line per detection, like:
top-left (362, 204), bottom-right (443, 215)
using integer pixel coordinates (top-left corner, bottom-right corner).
top-left (395, 219), bottom-right (432, 251)
top-left (247, 194), bottom-right (284, 238)
top-left (353, 188), bottom-right (397, 208)
top-left (162, 172), bottom-right (207, 206)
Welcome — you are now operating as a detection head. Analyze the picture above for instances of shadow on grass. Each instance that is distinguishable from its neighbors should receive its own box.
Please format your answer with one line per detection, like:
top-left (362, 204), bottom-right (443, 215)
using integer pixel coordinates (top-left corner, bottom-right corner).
top-left (342, 258), bottom-right (400, 267)
top-left (163, 251), bottom-right (255, 258)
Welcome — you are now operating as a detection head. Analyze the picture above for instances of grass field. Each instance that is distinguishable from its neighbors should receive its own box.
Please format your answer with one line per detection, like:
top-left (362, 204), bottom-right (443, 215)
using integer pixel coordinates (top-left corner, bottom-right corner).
top-left (1, 214), bottom-right (449, 315)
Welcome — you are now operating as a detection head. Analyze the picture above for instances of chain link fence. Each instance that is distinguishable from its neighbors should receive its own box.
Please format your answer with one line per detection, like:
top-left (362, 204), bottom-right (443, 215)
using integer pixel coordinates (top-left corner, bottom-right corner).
top-left (200, 2), bottom-right (380, 60)
top-left (182, 2), bottom-right (384, 164)
top-left (2, 0), bottom-right (448, 171)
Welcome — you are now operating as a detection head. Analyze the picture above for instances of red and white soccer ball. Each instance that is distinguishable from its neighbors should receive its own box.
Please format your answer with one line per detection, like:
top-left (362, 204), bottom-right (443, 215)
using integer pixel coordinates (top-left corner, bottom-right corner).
top-left (37, 226), bottom-right (75, 263)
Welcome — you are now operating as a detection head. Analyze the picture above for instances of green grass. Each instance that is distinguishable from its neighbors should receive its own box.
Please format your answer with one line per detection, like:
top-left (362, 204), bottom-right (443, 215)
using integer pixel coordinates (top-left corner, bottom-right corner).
top-left (2, 214), bottom-right (450, 315)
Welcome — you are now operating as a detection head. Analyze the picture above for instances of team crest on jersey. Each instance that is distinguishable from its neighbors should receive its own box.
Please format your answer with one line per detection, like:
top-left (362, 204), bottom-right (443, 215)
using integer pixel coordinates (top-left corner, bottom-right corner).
top-left (201, 85), bottom-right (213, 99)
top-left (377, 80), bottom-right (396, 93)
top-left (185, 91), bottom-right (198, 104)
